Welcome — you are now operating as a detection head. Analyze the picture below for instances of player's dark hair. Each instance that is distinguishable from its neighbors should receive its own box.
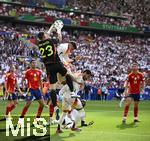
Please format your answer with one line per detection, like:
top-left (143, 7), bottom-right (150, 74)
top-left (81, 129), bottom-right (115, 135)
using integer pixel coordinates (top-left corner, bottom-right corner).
top-left (38, 32), bottom-right (44, 40)
top-left (132, 62), bottom-right (139, 67)
top-left (83, 69), bottom-right (93, 76)
top-left (9, 66), bottom-right (15, 71)
top-left (69, 41), bottom-right (77, 49)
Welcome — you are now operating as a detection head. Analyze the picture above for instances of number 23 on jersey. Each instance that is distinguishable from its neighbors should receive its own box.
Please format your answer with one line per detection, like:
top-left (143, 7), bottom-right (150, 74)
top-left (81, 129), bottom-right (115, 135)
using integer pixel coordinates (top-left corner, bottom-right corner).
top-left (40, 45), bottom-right (53, 58)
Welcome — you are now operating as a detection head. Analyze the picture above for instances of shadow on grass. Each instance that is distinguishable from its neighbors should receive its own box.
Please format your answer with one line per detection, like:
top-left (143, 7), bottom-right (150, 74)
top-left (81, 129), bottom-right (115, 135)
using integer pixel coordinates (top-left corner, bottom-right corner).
top-left (116, 122), bottom-right (138, 130)
top-left (0, 128), bottom-right (50, 141)
top-left (50, 132), bottom-right (75, 141)
top-left (0, 118), bottom-right (6, 122)
top-left (14, 134), bottom-right (50, 141)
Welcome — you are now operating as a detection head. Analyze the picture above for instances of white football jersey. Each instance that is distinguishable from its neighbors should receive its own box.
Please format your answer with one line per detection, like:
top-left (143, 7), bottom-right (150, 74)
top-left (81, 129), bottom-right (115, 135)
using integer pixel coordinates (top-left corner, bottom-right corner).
top-left (57, 43), bottom-right (72, 64)
top-left (59, 73), bottom-right (84, 98)
top-left (64, 109), bottom-right (85, 126)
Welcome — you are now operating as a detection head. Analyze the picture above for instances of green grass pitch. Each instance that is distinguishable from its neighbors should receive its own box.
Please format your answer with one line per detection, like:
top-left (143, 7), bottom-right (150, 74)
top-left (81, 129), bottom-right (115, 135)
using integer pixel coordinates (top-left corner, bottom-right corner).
top-left (0, 100), bottom-right (150, 141)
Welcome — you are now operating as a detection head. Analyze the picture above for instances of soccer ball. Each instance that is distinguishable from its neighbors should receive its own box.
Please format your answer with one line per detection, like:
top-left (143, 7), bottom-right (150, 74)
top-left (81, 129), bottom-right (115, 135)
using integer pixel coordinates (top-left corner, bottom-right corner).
top-left (53, 20), bottom-right (64, 32)
top-left (47, 119), bottom-right (59, 125)
top-left (63, 122), bottom-right (73, 129)
top-left (52, 119), bottom-right (59, 124)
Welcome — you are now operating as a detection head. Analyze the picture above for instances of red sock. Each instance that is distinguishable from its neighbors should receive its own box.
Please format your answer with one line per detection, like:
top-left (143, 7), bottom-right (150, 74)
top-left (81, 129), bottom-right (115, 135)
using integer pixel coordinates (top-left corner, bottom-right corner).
top-left (124, 106), bottom-right (129, 117)
top-left (36, 106), bottom-right (43, 118)
top-left (50, 104), bottom-right (54, 117)
top-left (21, 107), bottom-right (28, 118)
top-left (134, 106), bottom-right (138, 118)
top-left (6, 106), bottom-right (11, 115)
top-left (10, 104), bottom-right (16, 113)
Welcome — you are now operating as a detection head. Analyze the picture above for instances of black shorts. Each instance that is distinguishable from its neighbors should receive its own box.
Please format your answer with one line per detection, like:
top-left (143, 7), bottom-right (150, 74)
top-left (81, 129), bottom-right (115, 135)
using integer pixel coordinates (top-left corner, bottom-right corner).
top-left (8, 93), bottom-right (18, 100)
top-left (50, 91), bottom-right (57, 106)
top-left (45, 62), bottom-right (67, 84)
top-left (129, 94), bottom-right (140, 101)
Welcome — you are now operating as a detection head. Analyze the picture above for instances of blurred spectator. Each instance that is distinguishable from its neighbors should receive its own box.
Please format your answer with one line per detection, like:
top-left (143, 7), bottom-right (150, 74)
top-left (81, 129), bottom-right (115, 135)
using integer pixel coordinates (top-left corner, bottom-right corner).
top-left (0, 2), bottom-right (149, 31)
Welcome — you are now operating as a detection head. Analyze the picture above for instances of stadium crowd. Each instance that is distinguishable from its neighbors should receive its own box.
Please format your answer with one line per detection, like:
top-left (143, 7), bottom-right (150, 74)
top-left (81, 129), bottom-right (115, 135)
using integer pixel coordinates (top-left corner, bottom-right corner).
top-left (0, 0), bottom-right (149, 30)
top-left (66, 0), bottom-right (149, 24)
top-left (0, 24), bottom-right (149, 88)
top-left (9, 0), bottom-right (149, 26)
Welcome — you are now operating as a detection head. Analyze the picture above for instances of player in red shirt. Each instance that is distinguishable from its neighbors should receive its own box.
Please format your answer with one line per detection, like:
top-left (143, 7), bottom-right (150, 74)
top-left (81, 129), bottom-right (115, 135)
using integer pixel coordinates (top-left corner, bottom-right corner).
top-left (18, 60), bottom-right (45, 125)
top-left (122, 63), bottom-right (145, 123)
top-left (4, 66), bottom-right (22, 118)
top-left (42, 79), bottom-right (52, 118)
top-left (42, 80), bottom-right (50, 98)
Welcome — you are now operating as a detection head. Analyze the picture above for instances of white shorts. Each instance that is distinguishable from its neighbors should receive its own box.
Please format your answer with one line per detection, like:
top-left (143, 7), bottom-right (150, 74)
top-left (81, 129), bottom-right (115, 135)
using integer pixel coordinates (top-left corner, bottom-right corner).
top-left (62, 97), bottom-right (74, 111)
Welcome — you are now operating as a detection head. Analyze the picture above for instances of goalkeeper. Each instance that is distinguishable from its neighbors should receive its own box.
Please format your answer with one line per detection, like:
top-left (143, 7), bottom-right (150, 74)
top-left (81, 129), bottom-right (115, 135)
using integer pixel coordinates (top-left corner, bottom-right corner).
top-left (37, 20), bottom-right (79, 115)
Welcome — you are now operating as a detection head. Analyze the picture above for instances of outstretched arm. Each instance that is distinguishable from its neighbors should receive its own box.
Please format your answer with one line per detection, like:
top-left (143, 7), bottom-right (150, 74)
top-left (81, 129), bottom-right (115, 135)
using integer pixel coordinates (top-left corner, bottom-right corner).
top-left (46, 20), bottom-right (64, 42)
top-left (140, 74), bottom-right (145, 94)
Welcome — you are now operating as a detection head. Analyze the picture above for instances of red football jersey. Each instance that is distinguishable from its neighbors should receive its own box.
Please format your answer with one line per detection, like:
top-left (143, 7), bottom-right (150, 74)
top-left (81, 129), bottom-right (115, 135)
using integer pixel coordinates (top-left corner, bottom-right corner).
top-left (42, 82), bottom-right (50, 94)
top-left (127, 72), bottom-right (144, 94)
top-left (25, 69), bottom-right (42, 89)
top-left (5, 72), bottom-right (17, 93)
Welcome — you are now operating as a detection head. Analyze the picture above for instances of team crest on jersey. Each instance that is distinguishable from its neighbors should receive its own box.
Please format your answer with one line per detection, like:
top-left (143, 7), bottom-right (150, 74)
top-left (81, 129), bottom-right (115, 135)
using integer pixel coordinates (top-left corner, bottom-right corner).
top-left (34, 74), bottom-right (38, 81)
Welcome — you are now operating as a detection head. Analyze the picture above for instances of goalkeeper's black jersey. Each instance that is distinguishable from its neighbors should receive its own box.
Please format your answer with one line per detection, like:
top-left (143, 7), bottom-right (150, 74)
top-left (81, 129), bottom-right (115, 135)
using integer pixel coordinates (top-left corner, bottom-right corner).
top-left (38, 39), bottom-right (60, 64)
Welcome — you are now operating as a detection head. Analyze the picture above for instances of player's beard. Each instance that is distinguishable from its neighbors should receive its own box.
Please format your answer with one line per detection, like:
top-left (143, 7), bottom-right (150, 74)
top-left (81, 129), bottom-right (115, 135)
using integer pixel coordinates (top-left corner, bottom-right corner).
top-left (83, 76), bottom-right (86, 81)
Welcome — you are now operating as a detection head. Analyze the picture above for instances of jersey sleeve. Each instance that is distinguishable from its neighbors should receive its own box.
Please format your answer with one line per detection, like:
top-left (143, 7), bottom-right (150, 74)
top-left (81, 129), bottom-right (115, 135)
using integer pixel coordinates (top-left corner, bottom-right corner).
top-left (140, 73), bottom-right (145, 82)
top-left (15, 77), bottom-right (17, 84)
top-left (127, 74), bottom-right (131, 82)
top-left (57, 44), bottom-right (73, 64)
top-left (24, 71), bottom-right (28, 80)
top-left (57, 45), bottom-right (66, 63)
top-left (5, 74), bottom-right (8, 82)
top-left (39, 70), bottom-right (42, 79)
top-left (57, 44), bottom-right (64, 55)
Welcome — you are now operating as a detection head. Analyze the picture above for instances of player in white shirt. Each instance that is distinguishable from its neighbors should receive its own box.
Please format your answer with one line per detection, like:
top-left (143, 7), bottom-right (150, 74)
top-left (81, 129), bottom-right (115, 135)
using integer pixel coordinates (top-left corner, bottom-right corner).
top-left (119, 80), bottom-right (130, 107)
top-left (56, 70), bottom-right (93, 133)
top-left (62, 99), bottom-right (94, 128)
top-left (57, 41), bottom-right (83, 98)
top-left (57, 41), bottom-right (77, 84)
top-left (57, 42), bottom-right (77, 66)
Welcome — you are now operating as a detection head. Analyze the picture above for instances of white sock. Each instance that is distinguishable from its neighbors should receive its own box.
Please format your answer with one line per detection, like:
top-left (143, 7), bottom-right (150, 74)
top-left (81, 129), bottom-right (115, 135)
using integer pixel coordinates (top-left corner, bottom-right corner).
top-left (59, 112), bottom-right (67, 125)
